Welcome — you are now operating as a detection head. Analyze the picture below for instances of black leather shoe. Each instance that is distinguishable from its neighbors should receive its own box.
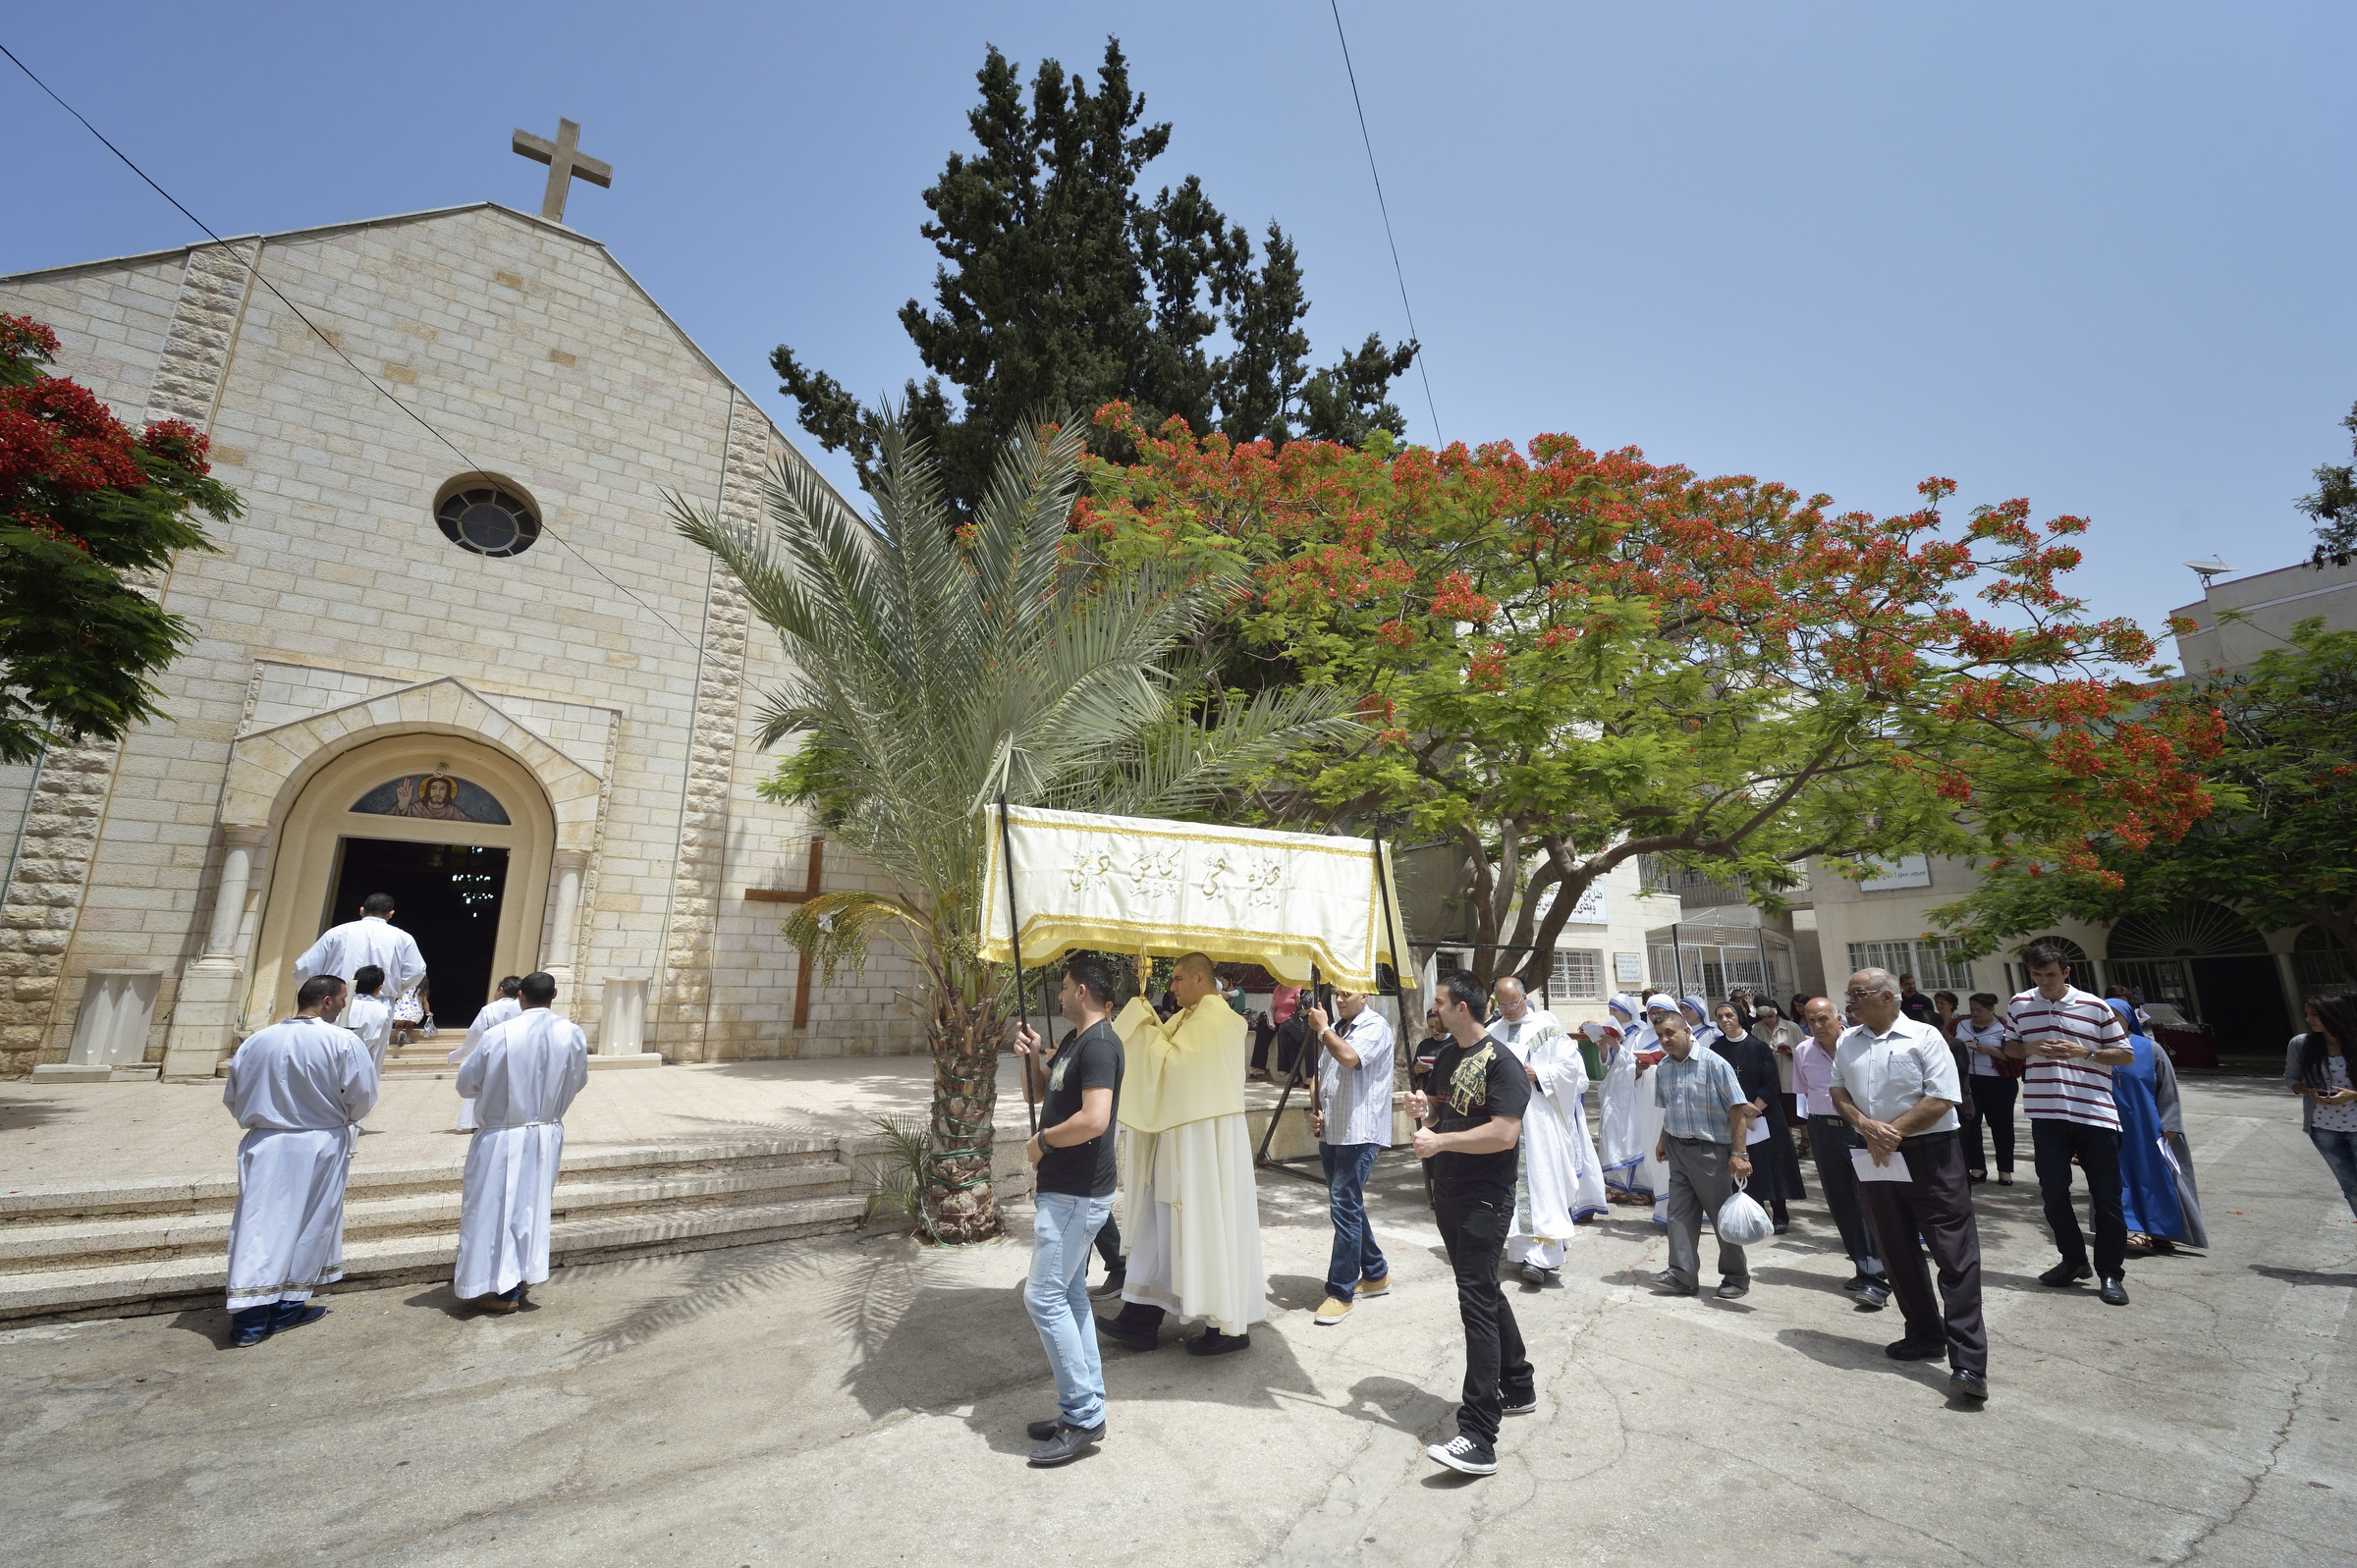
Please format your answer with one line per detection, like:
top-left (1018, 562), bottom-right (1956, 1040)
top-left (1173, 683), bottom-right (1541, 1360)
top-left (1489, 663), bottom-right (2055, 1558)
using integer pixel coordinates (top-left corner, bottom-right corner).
top-left (1856, 1282), bottom-right (1891, 1311)
top-left (1184, 1328), bottom-right (1249, 1356)
top-left (1027, 1421), bottom-right (1105, 1466)
top-left (2039, 1260), bottom-right (2093, 1287)
top-left (2099, 1275), bottom-right (2129, 1306)
top-left (1099, 1319), bottom-right (1158, 1352)
top-left (1949, 1369), bottom-right (1990, 1401)
top-left (229, 1306), bottom-right (273, 1347)
top-left (1025, 1417), bottom-right (1063, 1441)
top-left (1886, 1338), bottom-right (1946, 1361)
top-left (1715, 1279), bottom-right (1750, 1300)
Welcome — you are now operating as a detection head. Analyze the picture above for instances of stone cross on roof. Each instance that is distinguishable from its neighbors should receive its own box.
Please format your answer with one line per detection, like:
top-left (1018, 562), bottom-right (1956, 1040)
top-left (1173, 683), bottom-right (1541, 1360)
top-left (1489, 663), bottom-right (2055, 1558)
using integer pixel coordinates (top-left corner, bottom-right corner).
top-left (511, 118), bottom-right (612, 226)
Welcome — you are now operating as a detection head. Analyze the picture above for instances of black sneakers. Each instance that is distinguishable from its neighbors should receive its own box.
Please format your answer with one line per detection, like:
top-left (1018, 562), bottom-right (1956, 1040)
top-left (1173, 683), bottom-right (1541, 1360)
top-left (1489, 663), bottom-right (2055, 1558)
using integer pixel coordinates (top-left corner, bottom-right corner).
top-left (1426, 1435), bottom-right (1499, 1475)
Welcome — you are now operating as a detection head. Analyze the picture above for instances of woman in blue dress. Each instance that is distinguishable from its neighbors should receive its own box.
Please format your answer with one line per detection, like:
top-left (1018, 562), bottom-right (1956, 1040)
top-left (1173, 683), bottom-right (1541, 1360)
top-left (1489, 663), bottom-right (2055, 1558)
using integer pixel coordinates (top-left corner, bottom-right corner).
top-left (2107, 997), bottom-right (2205, 1253)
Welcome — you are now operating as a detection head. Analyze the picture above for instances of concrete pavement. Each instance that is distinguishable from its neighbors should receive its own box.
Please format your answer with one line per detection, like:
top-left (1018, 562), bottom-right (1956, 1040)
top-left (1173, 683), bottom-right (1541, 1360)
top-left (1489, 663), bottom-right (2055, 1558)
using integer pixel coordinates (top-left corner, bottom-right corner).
top-left (0, 1075), bottom-right (2347, 1566)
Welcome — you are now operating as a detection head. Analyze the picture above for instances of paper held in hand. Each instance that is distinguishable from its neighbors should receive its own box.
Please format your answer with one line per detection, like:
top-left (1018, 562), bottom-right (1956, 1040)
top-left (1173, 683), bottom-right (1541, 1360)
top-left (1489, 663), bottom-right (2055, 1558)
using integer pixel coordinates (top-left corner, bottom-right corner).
top-left (1850, 1146), bottom-right (1912, 1183)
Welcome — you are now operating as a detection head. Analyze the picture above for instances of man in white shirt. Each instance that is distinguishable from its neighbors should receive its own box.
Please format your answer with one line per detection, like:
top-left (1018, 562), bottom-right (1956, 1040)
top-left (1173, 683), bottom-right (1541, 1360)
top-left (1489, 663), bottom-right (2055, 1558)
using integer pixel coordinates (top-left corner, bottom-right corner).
top-left (221, 975), bottom-right (378, 1347)
top-left (293, 892), bottom-right (425, 1011)
top-left (2002, 940), bottom-right (2135, 1306)
top-left (453, 971), bottom-right (589, 1312)
top-left (1306, 988), bottom-right (1397, 1325)
top-left (1830, 968), bottom-right (1987, 1401)
top-left (1794, 998), bottom-right (1888, 1307)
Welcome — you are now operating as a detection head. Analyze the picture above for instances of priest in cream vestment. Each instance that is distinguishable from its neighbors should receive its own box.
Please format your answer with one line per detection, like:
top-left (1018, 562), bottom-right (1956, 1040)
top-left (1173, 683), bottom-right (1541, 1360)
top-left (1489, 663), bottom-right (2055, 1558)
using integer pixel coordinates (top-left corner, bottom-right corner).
top-left (1101, 952), bottom-right (1266, 1355)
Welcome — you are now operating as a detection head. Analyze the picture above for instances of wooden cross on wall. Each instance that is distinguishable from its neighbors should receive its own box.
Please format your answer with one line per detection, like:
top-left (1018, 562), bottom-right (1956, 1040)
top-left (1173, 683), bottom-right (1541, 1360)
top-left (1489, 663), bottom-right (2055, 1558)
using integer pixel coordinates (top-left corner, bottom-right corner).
top-left (744, 837), bottom-right (825, 1030)
top-left (512, 117), bottom-right (612, 225)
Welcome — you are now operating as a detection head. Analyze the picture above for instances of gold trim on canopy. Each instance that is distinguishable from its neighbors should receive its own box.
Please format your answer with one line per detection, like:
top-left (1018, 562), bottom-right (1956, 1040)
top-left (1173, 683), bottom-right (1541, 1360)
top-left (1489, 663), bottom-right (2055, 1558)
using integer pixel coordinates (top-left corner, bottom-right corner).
top-left (977, 804), bottom-right (1416, 992)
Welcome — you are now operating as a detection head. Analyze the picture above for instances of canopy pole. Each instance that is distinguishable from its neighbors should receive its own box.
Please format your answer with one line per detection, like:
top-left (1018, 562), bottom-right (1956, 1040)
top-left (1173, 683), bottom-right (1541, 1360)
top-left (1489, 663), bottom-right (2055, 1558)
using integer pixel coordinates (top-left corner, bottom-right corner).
top-left (1259, 960), bottom-right (1322, 1165)
top-left (999, 793), bottom-right (1038, 1136)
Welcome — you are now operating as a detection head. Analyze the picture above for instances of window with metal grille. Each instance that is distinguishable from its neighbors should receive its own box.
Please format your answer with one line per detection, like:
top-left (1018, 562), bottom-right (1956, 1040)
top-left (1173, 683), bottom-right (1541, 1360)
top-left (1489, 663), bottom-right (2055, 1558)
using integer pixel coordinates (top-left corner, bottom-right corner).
top-left (1549, 947), bottom-right (1603, 1001)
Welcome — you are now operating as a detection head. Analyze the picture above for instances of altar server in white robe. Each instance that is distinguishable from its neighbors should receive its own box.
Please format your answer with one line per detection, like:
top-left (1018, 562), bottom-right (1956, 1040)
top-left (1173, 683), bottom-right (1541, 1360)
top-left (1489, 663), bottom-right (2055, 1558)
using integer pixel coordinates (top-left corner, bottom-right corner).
top-left (1629, 995), bottom-right (1682, 1224)
top-left (1488, 979), bottom-right (1608, 1281)
top-left (344, 964), bottom-right (394, 1077)
top-left (222, 975), bottom-right (377, 1347)
top-left (454, 971), bottom-right (588, 1310)
top-left (448, 975), bottom-right (523, 1132)
top-left (1102, 952), bottom-right (1266, 1356)
top-left (293, 892), bottom-right (424, 1008)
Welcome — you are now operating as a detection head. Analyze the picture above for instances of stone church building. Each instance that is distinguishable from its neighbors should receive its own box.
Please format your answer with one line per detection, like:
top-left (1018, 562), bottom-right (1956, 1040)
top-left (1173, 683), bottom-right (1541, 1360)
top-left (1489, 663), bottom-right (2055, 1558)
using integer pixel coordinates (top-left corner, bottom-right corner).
top-left (0, 200), bottom-right (924, 1079)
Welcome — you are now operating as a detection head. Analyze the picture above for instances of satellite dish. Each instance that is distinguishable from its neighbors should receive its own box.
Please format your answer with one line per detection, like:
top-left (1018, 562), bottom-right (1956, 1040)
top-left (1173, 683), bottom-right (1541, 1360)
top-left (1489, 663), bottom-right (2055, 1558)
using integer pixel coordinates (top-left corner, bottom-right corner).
top-left (2183, 556), bottom-right (2233, 588)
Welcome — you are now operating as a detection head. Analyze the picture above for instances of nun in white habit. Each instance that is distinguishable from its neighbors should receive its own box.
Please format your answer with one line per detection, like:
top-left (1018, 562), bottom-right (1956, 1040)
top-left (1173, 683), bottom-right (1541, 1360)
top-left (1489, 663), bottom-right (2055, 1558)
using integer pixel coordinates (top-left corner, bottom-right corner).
top-left (221, 975), bottom-right (378, 1346)
top-left (453, 972), bottom-right (589, 1310)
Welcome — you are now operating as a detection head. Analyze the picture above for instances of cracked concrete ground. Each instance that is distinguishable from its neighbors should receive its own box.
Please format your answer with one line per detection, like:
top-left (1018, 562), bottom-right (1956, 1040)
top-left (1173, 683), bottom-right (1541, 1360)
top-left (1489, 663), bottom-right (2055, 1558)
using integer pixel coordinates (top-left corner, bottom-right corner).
top-left (2, 1076), bottom-right (2349, 1566)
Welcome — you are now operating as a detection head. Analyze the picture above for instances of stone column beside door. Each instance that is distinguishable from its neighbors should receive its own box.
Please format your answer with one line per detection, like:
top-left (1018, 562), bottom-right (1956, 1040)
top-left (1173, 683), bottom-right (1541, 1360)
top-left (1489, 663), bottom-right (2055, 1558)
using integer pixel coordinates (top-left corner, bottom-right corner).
top-left (160, 825), bottom-right (269, 1081)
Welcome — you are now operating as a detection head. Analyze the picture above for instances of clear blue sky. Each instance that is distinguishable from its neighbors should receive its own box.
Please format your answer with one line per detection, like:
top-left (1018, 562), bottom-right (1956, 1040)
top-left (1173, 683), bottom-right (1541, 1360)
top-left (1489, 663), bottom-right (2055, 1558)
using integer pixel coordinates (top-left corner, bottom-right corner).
top-left (7, 3), bottom-right (2352, 648)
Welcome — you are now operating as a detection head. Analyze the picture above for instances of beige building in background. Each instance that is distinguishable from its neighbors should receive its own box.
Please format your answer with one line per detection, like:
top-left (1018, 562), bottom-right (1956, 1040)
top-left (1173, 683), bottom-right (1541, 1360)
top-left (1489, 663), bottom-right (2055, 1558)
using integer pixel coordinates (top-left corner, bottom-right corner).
top-left (0, 202), bottom-right (926, 1081)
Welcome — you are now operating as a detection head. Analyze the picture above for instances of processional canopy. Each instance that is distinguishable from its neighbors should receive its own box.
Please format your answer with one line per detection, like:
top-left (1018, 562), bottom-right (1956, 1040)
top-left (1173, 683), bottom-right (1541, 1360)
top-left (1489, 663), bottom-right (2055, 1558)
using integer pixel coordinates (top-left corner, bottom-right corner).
top-left (978, 804), bottom-right (1416, 993)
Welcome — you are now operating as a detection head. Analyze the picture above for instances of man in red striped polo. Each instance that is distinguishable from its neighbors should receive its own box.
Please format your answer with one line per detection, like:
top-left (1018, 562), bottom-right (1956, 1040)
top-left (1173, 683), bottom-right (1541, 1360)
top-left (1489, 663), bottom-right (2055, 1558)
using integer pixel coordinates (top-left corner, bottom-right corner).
top-left (2002, 940), bottom-right (2136, 1306)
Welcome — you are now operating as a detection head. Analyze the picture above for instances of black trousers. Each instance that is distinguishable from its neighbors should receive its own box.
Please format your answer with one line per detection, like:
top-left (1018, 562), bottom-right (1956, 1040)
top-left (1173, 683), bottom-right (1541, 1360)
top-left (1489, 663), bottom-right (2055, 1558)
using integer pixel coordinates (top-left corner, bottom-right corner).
top-left (1096, 1214), bottom-right (1123, 1272)
top-left (1962, 1077), bottom-right (2018, 1174)
top-left (1855, 1132), bottom-right (1987, 1375)
top-left (1432, 1181), bottom-right (1533, 1445)
top-left (1807, 1115), bottom-right (1885, 1280)
top-left (2031, 1117), bottom-right (2126, 1278)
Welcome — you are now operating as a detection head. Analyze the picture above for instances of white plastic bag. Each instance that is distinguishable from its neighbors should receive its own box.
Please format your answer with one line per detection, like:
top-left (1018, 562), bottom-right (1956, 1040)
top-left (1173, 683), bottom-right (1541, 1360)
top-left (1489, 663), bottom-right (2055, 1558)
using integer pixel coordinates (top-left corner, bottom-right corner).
top-left (1716, 1183), bottom-right (1775, 1247)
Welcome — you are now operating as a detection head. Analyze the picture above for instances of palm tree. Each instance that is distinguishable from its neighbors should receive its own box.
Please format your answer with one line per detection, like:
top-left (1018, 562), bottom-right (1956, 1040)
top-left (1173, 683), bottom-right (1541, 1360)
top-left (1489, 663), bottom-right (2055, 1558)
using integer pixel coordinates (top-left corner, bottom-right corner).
top-left (673, 415), bottom-right (1355, 1242)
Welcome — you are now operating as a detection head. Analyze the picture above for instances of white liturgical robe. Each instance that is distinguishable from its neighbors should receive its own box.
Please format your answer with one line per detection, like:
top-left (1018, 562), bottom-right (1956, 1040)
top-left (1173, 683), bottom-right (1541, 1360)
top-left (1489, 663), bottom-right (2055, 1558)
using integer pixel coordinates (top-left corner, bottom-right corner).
top-left (293, 916), bottom-right (425, 1007)
top-left (1114, 998), bottom-right (1266, 1334)
top-left (344, 994), bottom-right (393, 1075)
top-left (453, 1007), bottom-right (589, 1300)
top-left (221, 1015), bottom-right (378, 1311)
top-left (448, 996), bottom-right (522, 1131)
top-left (1489, 1007), bottom-right (1608, 1269)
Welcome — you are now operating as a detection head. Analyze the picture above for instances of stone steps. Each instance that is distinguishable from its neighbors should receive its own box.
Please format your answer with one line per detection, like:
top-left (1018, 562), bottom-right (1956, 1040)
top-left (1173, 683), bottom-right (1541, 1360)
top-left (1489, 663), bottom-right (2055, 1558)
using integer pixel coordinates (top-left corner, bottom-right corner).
top-left (0, 1137), bottom-right (870, 1324)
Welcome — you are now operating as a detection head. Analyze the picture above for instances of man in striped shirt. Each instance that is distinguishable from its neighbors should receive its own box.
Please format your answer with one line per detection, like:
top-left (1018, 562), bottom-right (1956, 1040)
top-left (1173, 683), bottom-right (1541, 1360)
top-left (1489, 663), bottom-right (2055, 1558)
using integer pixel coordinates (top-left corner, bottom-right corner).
top-left (2002, 940), bottom-right (2135, 1306)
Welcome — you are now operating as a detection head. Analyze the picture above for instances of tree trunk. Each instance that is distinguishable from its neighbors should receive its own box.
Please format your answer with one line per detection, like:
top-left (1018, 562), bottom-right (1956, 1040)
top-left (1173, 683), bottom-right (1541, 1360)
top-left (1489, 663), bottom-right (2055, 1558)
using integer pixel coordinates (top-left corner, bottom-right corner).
top-left (922, 985), bottom-right (1004, 1244)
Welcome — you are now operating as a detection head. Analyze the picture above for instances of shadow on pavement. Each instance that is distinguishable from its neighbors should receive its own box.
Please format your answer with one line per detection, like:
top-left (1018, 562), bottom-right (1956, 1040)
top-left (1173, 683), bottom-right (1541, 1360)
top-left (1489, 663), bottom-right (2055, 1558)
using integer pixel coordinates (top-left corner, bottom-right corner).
top-left (1776, 1325), bottom-right (1951, 1394)
top-left (2250, 1262), bottom-right (2357, 1289)
top-left (0, 1096), bottom-right (81, 1135)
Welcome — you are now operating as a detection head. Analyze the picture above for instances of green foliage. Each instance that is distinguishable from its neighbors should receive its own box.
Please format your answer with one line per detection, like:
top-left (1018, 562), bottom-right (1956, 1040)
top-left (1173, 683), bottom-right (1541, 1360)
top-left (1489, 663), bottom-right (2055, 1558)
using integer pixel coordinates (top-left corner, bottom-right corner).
top-left (857, 1113), bottom-right (931, 1229)
top-left (770, 38), bottom-right (1415, 516)
top-left (1933, 619), bottom-right (2357, 966)
top-left (1084, 424), bottom-right (2211, 990)
top-left (0, 315), bottom-right (234, 764)
top-left (2298, 399), bottom-right (2357, 568)
top-left (672, 411), bottom-right (1358, 1000)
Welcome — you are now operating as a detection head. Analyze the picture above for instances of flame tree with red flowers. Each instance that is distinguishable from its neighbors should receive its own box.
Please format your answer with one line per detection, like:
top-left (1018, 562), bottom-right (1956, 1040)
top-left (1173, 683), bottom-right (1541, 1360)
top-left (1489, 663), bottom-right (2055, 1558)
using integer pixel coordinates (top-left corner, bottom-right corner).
top-left (1078, 406), bottom-right (2220, 990)
top-left (0, 315), bottom-right (236, 764)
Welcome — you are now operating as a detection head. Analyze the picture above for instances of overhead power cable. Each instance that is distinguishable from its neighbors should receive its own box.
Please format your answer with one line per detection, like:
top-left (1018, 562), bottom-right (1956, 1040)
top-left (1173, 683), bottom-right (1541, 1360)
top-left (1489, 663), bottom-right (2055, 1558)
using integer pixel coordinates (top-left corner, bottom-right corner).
top-left (1325, 1), bottom-right (1443, 446)
top-left (1, 40), bottom-right (699, 651)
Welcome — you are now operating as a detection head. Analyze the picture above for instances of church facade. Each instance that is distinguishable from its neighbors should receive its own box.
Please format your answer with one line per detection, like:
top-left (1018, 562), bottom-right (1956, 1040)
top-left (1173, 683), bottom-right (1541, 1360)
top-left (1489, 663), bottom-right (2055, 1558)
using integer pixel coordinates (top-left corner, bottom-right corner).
top-left (0, 202), bottom-right (925, 1079)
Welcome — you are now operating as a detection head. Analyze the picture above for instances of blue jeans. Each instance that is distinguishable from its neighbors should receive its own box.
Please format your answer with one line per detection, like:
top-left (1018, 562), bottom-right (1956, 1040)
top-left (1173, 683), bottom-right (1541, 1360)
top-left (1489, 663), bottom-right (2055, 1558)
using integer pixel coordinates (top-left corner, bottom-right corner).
top-left (2311, 1127), bottom-right (2357, 1219)
top-left (1322, 1142), bottom-right (1388, 1303)
top-left (1026, 1192), bottom-right (1114, 1429)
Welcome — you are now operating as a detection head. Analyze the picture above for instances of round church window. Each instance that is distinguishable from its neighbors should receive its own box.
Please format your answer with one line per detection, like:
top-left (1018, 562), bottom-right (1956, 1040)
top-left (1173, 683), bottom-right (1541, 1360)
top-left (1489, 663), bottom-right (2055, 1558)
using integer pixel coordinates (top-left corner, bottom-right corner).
top-left (434, 481), bottom-right (541, 558)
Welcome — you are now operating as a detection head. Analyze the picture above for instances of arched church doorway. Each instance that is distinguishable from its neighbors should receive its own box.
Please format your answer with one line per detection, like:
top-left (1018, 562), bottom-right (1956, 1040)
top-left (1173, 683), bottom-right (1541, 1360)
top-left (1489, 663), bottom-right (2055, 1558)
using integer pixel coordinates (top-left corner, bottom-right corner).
top-left (246, 734), bottom-right (554, 1031)
top-left (2108, 901), bottom-right (2288, 1054)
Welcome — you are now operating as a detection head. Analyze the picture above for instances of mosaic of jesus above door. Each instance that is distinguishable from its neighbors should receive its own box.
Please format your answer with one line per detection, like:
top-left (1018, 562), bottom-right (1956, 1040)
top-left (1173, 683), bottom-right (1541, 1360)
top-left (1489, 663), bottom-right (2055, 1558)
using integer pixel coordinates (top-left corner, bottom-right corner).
top-left (351, 774), bottom-right (511, 825)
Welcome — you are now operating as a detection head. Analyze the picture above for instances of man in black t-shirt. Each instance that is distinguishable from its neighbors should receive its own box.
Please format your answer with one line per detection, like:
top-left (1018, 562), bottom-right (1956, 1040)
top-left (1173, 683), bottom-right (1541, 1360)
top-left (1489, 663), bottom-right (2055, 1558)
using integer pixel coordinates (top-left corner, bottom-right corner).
top-left (1411, 972), bottom-right (1534, 1477)
top-left (1012, 954), bottom-right (1125, 1467)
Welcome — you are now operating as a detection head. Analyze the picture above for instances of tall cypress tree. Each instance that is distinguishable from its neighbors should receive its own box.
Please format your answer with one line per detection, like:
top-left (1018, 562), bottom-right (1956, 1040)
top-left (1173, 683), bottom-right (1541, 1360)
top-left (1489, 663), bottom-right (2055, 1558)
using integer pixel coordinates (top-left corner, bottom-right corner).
top-left (773, 37), bottom-right (1416, 514)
